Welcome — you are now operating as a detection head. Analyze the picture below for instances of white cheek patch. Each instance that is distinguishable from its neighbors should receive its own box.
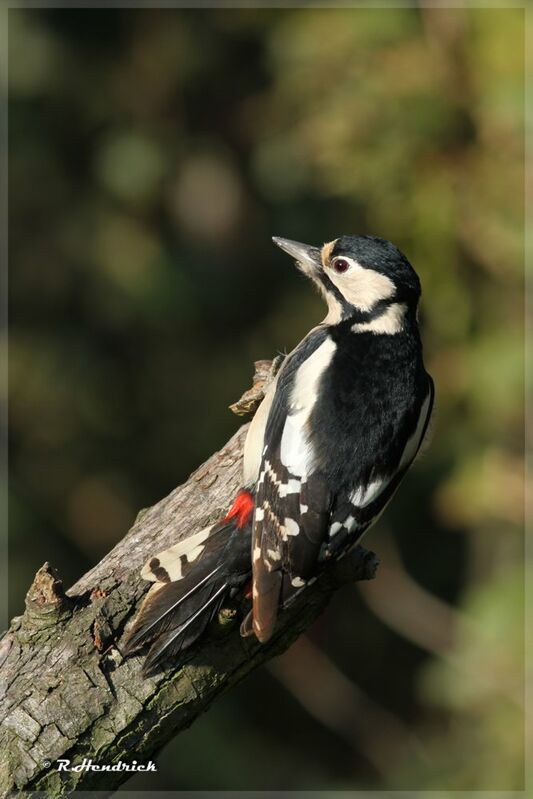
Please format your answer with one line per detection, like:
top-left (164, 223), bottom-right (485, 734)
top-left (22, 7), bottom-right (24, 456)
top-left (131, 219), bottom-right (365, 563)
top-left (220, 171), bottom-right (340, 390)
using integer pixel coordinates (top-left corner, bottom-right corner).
top-left (328, 259), bottom-right (395, 312)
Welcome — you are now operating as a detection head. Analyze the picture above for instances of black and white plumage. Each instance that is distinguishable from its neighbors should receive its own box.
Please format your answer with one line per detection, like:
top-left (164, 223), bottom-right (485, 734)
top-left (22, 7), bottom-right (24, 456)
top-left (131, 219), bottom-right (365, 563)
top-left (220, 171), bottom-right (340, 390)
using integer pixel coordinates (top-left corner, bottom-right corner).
top-left (123, 234), bottom-right (434, 671)
top-left (122, 496), bottom-right (254, 675)
top-left (242, 236), bottom-right (434, 641)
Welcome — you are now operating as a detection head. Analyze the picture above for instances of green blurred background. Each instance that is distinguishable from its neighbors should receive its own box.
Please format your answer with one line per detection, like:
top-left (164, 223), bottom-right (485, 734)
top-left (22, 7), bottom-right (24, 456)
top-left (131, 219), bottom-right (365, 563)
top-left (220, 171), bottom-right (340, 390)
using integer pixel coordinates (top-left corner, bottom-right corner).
top-left (8, 6), bottom-right (524, 792)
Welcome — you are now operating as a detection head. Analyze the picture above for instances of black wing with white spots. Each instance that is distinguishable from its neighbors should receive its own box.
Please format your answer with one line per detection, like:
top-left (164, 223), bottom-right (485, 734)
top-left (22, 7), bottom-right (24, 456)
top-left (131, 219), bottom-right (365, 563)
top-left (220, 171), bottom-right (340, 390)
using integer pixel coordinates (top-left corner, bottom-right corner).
top-left (250, 326), bottom-right (434, 642)
top-left (249, 328), bottom-right (334, 641)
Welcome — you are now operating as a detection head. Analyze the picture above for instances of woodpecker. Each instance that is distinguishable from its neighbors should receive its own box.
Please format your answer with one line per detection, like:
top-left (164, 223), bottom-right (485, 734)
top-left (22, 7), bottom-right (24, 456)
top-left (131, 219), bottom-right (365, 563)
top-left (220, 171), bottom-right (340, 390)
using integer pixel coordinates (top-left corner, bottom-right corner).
top-left (123, 235), bottom-right (434, 674)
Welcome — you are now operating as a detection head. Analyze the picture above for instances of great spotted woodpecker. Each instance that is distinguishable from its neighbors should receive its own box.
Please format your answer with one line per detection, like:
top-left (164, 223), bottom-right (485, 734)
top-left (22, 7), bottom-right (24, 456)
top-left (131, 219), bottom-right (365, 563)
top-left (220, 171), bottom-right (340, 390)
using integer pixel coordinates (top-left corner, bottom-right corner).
top-left (123, 235), bottom-right (434, 674)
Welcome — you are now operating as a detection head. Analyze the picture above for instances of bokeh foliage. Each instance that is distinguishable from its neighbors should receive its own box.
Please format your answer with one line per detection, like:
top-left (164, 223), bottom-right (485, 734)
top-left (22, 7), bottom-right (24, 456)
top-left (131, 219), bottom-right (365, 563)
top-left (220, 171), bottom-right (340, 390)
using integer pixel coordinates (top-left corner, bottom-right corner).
top-left (8, 6), bottom-right (524, 791)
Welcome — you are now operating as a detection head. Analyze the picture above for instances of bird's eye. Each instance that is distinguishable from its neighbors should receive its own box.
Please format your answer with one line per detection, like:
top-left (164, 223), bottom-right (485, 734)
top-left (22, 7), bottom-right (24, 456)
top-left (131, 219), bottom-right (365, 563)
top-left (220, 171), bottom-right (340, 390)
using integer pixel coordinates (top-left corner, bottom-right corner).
top-left (332, 258), bottom-right (350, 274)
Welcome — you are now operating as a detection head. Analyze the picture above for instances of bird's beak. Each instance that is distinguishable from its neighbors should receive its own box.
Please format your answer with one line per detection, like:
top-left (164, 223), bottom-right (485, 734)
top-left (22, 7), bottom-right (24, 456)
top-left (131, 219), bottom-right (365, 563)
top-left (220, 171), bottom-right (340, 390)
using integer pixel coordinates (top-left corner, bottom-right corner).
top-left (272, 237), bottom-right (322, 278)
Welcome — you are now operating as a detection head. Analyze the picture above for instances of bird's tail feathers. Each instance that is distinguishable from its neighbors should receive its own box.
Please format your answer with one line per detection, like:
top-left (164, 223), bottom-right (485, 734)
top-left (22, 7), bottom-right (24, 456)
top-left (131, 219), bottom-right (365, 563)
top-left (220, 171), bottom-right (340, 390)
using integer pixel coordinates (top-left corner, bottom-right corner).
top-left (140, 579), bottom-right (228, 675)
top-left (122, 563), bottom-right (223, 656)
top-left (123, 494), bottom-right (256, 673)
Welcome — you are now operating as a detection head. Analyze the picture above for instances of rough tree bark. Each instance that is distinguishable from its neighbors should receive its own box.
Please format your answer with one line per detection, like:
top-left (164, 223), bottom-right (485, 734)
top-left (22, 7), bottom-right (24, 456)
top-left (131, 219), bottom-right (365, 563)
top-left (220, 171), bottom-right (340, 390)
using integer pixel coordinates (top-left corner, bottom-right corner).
top-left (0, 361), bottom-right (378, 797)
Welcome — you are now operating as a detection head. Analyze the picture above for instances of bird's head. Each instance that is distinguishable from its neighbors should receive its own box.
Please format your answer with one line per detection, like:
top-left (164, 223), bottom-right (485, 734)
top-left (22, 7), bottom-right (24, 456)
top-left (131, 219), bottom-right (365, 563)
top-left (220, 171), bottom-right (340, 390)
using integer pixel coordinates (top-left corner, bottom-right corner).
top-left (273, 234), bottom-right (421, 329)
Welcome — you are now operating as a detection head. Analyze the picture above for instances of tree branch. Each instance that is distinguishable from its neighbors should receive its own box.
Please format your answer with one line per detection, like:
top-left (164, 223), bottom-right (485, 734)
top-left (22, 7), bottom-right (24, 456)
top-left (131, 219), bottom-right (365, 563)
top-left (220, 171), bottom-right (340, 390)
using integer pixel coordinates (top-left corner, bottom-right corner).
top-left (0, 363), bottom-right (379, 797)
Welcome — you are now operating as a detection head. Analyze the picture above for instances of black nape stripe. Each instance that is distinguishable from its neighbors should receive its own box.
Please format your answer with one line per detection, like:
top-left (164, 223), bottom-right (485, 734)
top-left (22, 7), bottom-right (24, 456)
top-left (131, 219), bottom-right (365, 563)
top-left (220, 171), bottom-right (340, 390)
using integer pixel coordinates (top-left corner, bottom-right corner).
top-left (349, 297), bottom-right (394, 324)
top-left (319, 273), bottom-right (354, 320)
top-left (326, 297), bottom-right (397, 337)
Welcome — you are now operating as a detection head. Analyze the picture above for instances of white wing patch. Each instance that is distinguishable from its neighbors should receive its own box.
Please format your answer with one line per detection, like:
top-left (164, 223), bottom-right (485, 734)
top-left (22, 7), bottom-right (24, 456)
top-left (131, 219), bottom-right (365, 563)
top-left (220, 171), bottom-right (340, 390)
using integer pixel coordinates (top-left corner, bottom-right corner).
top-left (284, 518), bottom-right (300, 537)
top-left (279, 411), bottom-right (314, 476)
top-left (291, 576), bottom-right (306, 588)
top-left (328, 514), bottom-right (360, 538)
top-left (350, 478), bottom-right (385, 507)
top-left (280, 337), bottom-right (336, 477)
top-left (280, 478), bottom-right (301, 497)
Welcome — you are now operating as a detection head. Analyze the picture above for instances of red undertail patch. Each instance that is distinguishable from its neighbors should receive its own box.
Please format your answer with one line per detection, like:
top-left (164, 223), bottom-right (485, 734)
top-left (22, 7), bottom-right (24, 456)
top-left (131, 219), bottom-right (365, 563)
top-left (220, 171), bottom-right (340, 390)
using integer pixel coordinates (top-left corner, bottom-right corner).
top-left (224, 489), bottom-right (255, 529)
